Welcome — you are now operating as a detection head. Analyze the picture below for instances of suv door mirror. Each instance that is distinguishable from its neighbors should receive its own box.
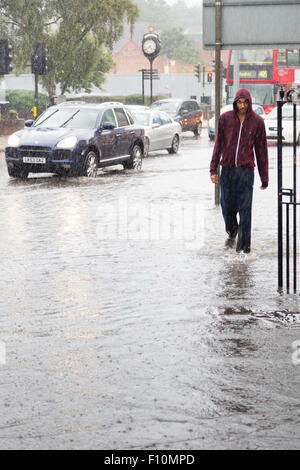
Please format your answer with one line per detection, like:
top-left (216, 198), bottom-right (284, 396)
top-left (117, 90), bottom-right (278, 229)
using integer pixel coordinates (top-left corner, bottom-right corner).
top-left (101, 122), bottom-right (116, 130)
top-left (24, 120), bottom-right (34, 127)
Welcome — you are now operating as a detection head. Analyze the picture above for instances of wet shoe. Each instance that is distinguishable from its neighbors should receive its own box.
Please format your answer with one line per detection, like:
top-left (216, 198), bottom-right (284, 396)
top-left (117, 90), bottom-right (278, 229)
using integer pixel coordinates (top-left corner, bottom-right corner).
top-left (236, 247), bottom-right (251, 254)
top-left (225, 236), bottom-right (236, 248)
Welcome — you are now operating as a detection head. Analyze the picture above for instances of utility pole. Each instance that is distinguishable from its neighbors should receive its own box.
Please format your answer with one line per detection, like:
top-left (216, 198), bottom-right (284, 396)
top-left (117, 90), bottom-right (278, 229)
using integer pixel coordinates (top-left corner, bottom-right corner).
top-left (214, 1), bottom-right (222, 206)
top-left (34, 73), bottom-right (38, 118)
top-left (31, 42), bottom-right (48, 118)
top-left (233, 50), bottom-right (240, 98)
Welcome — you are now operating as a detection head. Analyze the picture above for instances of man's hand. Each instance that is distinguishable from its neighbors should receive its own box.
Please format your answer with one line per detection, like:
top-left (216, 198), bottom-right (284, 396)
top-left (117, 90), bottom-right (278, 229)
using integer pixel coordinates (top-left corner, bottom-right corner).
top-left (211, 174), bottom-right (219, 184)
top-left (260, 185), bottom-right (267, 190)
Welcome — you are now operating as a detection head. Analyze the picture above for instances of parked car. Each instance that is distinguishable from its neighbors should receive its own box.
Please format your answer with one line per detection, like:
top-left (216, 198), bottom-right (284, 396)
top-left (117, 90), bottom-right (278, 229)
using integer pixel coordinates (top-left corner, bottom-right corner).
top-left (126, 105), bottom-right (181, 156)
top-left (208, 103), bottom-right (266, 141)
top-left (150, 99), bottom-right (203, 135)
top-left (5, 101), bottom-right (145, 178)
top-left (264, 104), bottom-right (300, 144)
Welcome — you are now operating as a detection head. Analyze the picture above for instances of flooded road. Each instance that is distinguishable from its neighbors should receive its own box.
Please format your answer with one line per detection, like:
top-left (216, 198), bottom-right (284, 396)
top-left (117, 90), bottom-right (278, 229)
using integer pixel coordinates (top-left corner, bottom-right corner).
top-left (0, 133), bottom-right (300, 449)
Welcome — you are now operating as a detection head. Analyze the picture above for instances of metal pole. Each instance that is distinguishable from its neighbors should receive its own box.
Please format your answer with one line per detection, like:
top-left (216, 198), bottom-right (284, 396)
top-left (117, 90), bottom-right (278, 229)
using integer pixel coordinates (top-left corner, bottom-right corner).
top-left (277, 91), bottom-right (284, 291)
top-left (142, 70), bottom-right (145, 105)
top-left (34, 72), bottom-right (39, 118)
top-left (286, 203), bottom-right (290, 293)
top-left (150, 59), bottom-right (153, 105)
top-left (233, 50), bottom-right (240, 98)
top-left (293, 103), bottom-right (297, 292)
top-left (214, 0), bottom-right (222, 206)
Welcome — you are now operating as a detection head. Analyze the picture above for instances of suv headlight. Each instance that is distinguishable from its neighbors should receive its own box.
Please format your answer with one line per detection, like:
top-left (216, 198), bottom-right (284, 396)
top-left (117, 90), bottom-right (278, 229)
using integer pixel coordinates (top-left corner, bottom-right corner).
top-left (7, 134), bottom-right (20, 147)
top-left (56, 136), bottom-right (77, 149)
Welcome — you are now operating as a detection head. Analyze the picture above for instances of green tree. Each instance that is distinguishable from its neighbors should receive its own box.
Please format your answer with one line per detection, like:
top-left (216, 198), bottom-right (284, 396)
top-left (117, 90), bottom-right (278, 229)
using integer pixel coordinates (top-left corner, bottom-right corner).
top-left (0, 0), bottom-right (139, 94)
top-left (160, 27), bottom-right (201, 65)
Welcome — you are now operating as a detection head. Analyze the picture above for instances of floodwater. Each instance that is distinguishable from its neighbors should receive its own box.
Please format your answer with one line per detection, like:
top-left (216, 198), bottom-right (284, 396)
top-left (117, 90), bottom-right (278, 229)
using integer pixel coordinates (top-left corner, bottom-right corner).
top-left (0, 133), bottom-right (299, 450)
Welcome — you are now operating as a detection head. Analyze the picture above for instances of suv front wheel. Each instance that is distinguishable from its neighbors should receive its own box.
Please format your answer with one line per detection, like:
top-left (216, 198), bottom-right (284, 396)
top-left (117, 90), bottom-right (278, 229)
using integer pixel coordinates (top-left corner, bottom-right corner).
top-left (82, 150), bottom-right (98, 177)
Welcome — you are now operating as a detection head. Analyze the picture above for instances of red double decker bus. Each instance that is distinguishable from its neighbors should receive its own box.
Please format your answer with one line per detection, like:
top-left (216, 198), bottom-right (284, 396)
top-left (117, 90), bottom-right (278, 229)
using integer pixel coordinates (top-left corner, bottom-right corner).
top-left (226, 49), bottom-right (300, 114)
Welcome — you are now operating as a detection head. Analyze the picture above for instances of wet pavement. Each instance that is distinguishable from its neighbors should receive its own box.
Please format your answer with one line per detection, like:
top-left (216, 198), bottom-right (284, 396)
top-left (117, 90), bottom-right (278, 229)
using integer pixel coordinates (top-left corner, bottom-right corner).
top-left (0, 132), bottom-right (300, 450)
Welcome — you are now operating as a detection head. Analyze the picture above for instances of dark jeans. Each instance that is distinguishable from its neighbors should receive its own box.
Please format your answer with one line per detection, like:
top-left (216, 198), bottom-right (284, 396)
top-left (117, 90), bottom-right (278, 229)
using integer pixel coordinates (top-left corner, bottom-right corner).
top-left (220, 166), bottom-right (254, 252)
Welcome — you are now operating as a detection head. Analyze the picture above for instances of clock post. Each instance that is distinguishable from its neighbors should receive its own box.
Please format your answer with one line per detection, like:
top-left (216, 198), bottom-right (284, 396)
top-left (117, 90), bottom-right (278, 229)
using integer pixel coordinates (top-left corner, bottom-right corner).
top-left (142, 31), bottom-right (160, 104)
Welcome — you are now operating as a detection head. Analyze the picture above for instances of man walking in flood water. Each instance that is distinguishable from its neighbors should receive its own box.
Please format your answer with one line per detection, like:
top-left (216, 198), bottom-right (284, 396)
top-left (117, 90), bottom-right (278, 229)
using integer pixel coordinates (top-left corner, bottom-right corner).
top-left (210, 87), bottom-right (269, 253)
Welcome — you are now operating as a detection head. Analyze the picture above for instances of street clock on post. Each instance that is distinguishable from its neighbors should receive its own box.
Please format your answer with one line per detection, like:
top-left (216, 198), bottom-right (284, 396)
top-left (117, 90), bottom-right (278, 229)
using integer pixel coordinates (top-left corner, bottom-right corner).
top-left (142, 32), bottom-right (160, 61)
top-left (142, 31), bottom-right (160, 105)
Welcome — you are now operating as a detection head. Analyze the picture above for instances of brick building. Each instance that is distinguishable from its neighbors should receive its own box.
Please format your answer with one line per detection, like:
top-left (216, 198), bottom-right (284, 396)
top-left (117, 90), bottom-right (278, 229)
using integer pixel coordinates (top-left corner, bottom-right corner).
top-left (111, 22), bottom-right (229, 75)
top-left (111, 23), bottom-right (198, 75)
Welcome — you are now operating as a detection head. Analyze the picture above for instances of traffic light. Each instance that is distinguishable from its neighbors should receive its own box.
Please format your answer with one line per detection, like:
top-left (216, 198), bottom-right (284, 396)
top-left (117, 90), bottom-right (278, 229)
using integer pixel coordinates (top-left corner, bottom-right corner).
top-left (207, 72), bottom-right (213, 83)
top-left (194, 63), bottom-right (200, 82)
top-left (0, 39), bottom-right (13, 75)
top-left (221, 62), bottom-right (227, 79)
top-left (31, 42), bottom-right (48, 75)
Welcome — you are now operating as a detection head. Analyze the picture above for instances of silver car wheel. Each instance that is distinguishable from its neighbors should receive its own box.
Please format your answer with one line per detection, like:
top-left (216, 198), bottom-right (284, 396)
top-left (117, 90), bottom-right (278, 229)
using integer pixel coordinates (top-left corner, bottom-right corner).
top-left (168, 134), bottom-right (180, 154)
top-left (172, 134), bottom-right (179, 152)
top-left (144, 138), bottom-right (150, 157)
top-left (132, 145), bottom-right (143, 170)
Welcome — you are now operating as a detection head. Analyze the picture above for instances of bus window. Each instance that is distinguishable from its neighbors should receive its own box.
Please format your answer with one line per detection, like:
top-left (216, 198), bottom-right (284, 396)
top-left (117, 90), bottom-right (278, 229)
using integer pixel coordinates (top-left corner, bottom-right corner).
top-left (277, 49), bottom-right (287, 67)
top-left (228, 50), bottom-right (273, 81)
top-left (231, 49), bottom-right (273, 66)
top-left (287, 49), bottom-right (300, 67)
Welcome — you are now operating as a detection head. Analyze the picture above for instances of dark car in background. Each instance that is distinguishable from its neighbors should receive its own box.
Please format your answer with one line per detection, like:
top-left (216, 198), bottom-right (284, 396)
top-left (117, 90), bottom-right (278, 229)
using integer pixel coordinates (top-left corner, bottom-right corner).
top-left (150, 99), bottom-right (203, 136)
top-left (5, 102), bottom-right (145, 178)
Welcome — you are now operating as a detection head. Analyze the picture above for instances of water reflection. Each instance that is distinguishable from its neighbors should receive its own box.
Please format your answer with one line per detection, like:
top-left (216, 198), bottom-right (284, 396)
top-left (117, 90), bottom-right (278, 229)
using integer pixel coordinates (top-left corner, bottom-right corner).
top-left (6, 167), bottom-right (129, 190)
top-left (218, 255), bottom-right (254, 301)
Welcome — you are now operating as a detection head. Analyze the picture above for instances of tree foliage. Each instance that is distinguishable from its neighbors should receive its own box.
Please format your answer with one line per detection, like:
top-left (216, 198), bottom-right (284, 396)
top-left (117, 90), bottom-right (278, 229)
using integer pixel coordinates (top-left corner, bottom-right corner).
top-left (132, 0), bottom-right (202, 65)
top-left (0, 0), bottom-right (139, 94)
top-left (160, 28), bottom-right (201, 65)
top-left (134, 0), bottom-right (202, 30)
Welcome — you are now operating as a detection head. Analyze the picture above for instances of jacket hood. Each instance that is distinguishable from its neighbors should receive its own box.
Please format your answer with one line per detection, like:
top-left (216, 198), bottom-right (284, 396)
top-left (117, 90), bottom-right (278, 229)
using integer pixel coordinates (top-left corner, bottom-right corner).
top-left (233, 87), bottom-right (253, 113)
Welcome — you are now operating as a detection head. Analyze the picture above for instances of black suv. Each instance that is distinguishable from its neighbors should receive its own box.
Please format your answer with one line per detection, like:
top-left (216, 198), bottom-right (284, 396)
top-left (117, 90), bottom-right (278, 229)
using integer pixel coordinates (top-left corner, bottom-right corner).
top-left (150, 99), bottom-right (204, 135)
top-left (5, 102), bottom-right (145, 178)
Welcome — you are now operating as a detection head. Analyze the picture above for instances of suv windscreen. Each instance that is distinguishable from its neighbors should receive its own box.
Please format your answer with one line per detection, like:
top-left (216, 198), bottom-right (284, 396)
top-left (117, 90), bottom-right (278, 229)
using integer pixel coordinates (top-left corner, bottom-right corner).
top-left (34, 108), bottom-right (99, 129)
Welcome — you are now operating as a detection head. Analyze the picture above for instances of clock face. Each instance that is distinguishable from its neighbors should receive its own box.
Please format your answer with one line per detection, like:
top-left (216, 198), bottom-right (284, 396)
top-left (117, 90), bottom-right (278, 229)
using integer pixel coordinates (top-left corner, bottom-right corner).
top-left (143, 39), bottom-right (156, 55)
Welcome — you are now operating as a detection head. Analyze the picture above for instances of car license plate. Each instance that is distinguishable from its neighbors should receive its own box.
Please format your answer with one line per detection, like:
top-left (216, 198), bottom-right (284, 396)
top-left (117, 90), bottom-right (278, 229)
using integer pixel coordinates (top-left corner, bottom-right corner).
top-left (23, 156), bottom-right (46, 164)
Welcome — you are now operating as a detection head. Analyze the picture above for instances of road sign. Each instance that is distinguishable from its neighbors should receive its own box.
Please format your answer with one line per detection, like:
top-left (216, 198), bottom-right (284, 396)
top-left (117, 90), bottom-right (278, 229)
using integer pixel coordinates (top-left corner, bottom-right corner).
top-left (203, 0), bottom-right (300, 49)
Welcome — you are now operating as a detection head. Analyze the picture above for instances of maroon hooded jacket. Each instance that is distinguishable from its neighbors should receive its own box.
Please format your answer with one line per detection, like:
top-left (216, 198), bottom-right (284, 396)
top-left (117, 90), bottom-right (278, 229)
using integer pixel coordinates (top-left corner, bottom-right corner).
top-left (210, 88), bottom-right (269, 187)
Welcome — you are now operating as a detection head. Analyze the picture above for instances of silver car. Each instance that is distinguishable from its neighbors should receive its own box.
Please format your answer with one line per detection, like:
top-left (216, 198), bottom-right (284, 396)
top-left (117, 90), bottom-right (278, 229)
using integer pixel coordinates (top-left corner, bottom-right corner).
top-left (264, 104), bottom-right (300, 144)
top-left (126, 105), bottom-right (181, 157)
